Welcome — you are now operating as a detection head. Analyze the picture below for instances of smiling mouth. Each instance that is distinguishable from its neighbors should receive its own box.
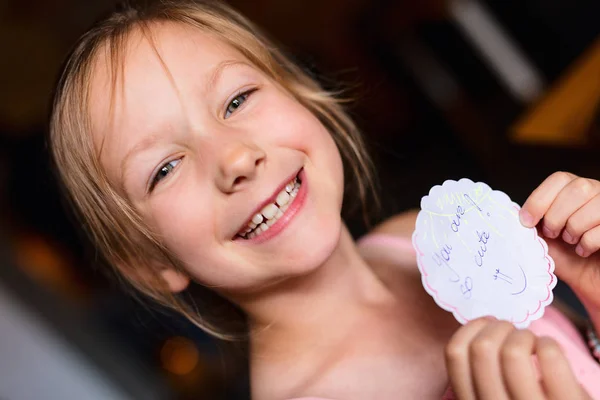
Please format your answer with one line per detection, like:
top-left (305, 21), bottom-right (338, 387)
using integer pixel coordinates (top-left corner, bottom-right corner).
top-left (236, 173), bottom-right (302, 240)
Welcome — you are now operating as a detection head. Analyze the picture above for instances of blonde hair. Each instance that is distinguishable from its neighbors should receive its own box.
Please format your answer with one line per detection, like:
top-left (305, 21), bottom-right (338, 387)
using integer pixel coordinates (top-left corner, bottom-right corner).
top-left (50, 0), bottom-right (378, 340)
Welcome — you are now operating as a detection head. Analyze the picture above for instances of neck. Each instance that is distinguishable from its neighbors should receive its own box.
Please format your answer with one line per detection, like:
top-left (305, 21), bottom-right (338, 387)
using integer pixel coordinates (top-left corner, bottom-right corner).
top-left (242, 225), bottom-right (397, 357)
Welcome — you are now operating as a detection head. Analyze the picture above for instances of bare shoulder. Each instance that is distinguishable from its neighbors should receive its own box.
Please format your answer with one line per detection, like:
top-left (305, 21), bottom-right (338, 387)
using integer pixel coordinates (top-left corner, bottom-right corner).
top-left (369, 209), bottom-right (419, 239)
top-left (358, 210), bottom-right (419, 270)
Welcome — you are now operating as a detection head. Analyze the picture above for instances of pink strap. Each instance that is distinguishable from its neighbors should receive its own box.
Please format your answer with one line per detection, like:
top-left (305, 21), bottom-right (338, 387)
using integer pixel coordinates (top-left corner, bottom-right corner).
top-left (529, 307), bottom-right (600, 395)
top-left (356, 234), bottom-right (416, 253)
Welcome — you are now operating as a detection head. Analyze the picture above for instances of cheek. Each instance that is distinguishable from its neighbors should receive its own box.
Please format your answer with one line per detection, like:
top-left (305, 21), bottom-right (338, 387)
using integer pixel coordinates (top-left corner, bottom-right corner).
top-left (147, 183), bottom-right (215, 260)
top-left (296, 113), bottom-right (346, 203)
top-left (257, 95), bottom-right (344, 181)
top-left (144, 183), bottom-right (253, 287)
top-left (253, 93), bottom-right (320, 146)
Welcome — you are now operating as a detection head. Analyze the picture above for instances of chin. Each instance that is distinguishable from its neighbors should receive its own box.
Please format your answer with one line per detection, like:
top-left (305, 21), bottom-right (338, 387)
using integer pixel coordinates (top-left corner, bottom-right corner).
top-left (212, 217), bottom-right (343, 296)
top-left (282, 212), bottom-right (343, 276)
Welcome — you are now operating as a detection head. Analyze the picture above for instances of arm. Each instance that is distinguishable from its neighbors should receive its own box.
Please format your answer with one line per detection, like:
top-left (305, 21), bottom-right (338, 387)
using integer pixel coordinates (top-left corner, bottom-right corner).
top-left (582, 299), bottom-right (600, 334)
top-left (369, 209), bottom-right (419, 239)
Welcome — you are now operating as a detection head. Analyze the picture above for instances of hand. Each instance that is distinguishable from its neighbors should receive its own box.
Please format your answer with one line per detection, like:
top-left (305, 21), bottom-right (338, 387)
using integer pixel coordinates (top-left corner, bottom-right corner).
top-left (520, 172), bottom-right (600, 311)
top-left (445, 318), bottom-right (591, 400)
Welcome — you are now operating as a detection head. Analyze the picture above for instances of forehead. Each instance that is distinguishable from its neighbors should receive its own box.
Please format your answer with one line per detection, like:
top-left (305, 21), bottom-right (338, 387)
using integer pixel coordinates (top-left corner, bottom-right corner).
top-left (87, 22), bottom-right (247, 177)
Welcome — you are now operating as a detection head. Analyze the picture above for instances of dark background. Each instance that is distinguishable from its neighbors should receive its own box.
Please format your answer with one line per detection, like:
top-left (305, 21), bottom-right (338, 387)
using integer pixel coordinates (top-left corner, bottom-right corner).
top-left (0, 0), bottom-right (599, 398)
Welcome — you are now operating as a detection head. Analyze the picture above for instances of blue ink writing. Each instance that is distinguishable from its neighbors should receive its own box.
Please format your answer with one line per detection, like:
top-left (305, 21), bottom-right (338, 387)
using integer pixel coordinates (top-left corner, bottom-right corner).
top-left (474, 230), bottom-right (490, 267)
top-left (461, 277), bottom-right (473, 299)
top-left (510, 264), bottom-right (528, 296)
top-left (432, 244), bottom-right (460, 282)
top-left (450, 205), bottom-right (465, 232)
top-left (464, 193), bottom-right (483, 212)
top-left (493, 268), bottom-right (513, 284)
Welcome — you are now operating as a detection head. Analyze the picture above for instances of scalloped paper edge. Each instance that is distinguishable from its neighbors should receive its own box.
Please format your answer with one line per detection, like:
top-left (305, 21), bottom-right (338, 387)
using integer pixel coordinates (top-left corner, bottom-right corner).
top-left (411, 178), bottom-right (557, 328)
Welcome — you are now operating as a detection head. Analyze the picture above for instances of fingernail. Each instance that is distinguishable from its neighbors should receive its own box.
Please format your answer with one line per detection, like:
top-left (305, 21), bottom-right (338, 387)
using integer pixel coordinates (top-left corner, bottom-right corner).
top-left (576, 244), bottom-right (587, 257)
top-left (562, 230), bottom-right (574, 244)
top-left (542, 226), bottom-right (555, 238)
top-left (520, 210), bottom-right (534, 227)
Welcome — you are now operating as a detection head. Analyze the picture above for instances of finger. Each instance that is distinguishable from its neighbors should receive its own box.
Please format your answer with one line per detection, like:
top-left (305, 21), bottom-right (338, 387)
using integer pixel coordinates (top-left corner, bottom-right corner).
top-left (470, 320), bottom-right (515, 400)
top-left (536, 337), bottom-right (587, 399)
top-left (540, 178), bottom-right (600, 239)
top-left (500, 329), bottom-right (545, 400)
top-left (563, 194), bottom-right (600, 244)
top-left (445, 318), bottom-right (492, 400)
top-left (575, 225), bottom-right (600, 258)
top-left (520, 172), bottom-right (577, 228)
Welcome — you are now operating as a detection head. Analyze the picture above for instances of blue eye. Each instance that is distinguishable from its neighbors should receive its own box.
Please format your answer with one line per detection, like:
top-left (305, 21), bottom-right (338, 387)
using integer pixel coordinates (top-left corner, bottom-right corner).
top-left (149, 158), bottom-right (181, 192)
top-left (224, 89), bottom-right (255, 119)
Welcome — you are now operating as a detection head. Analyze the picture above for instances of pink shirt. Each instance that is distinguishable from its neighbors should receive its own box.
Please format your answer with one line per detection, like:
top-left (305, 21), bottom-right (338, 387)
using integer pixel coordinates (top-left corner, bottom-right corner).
top-left (287, 234), bottom-right (600, 400)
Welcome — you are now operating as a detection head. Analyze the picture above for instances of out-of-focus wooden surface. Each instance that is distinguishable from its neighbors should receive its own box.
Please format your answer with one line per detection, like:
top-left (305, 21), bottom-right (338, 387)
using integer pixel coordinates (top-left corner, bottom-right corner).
top-left (511, 37), bottom-right (600, 147)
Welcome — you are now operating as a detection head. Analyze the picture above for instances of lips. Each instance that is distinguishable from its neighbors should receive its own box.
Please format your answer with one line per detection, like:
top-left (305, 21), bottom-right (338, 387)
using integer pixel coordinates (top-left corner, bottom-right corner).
top-left (235, 169), bottom-right (303, 240)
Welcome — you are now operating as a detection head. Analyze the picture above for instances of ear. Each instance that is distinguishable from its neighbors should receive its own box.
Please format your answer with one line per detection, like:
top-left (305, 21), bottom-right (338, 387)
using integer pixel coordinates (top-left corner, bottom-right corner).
top-left (160, 268), bottom-right (191, 293)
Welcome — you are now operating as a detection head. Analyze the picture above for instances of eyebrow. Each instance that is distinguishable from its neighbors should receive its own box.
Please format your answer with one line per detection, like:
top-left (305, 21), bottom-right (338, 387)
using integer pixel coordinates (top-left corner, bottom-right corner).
top-left (120, 134), bottom-right (162, 184)
top-left (206, 59), bottom-right (249, 93)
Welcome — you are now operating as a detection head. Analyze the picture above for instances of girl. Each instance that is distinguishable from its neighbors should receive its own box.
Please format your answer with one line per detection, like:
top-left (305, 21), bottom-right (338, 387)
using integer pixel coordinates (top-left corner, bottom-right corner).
top-left (49, 1), bottom-right (600, 398)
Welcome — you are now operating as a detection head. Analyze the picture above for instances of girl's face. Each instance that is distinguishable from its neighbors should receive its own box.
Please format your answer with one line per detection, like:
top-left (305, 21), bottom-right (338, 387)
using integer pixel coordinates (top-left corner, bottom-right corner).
top-left (90, 23), bottom-right (345, 295)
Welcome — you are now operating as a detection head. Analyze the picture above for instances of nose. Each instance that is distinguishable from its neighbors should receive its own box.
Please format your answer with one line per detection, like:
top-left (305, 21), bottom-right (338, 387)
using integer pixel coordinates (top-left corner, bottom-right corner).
top-left (216, 141), bottom-right (265, 193)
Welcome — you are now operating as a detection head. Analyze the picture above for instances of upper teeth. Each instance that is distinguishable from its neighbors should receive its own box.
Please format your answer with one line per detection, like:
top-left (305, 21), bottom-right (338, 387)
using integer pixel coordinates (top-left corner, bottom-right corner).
top-left (239, 177), bottom-right (300, 239)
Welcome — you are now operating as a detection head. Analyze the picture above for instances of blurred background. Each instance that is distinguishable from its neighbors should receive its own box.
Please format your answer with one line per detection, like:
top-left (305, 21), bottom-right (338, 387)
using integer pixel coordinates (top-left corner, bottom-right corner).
top-left (0, 0), bottom-right (599, 398)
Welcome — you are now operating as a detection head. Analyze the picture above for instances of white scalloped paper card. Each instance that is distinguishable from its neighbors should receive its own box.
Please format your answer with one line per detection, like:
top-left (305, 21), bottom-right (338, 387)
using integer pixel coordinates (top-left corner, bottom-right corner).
top-left (412, 179), bottom-right (556, 328)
